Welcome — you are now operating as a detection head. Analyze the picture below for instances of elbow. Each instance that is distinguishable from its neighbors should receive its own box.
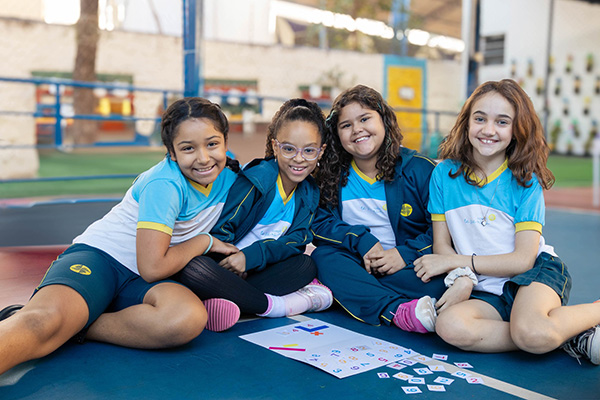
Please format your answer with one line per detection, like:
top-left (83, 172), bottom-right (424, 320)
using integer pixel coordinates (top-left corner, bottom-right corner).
top-left (138, 264), bottom-right (165, 283)
top-left (510, 255), bottom-right (538, 276)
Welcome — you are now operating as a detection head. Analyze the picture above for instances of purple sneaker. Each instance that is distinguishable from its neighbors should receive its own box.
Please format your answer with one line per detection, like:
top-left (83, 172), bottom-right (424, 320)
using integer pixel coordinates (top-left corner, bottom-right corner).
top-left (392, 296), bottom-right (437, 333)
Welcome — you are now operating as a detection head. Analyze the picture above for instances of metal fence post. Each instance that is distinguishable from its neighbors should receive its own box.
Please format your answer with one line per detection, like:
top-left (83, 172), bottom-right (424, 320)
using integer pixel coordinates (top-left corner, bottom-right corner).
top-left (53, 83), bottom-right (63, 147)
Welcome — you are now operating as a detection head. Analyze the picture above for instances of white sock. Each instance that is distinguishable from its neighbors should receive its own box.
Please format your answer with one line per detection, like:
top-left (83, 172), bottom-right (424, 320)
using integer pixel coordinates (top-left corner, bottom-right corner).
top-left (257, 291), bottom-right (311, 318)
top-left (257, 294), bottom-right (286, 318)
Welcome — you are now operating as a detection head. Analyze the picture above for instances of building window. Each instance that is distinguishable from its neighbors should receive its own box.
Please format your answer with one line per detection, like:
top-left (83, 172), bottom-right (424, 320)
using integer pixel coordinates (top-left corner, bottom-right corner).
top-left (482, 34), bottom-right (505, 65)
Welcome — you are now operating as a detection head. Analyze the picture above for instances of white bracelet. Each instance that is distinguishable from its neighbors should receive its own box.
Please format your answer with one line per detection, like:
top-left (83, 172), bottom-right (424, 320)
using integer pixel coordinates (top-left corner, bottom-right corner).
top-left (198, 232), bottom-right (214, 255)
top-left (444, 266), bottom-right (478, 288)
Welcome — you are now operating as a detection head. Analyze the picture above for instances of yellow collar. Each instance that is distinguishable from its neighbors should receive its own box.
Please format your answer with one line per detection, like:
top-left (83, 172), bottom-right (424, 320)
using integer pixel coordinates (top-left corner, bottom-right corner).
top-left (469, 159), bottom-right (508, 187)
top-left (351, 160), bottom-right (377, 185)
top-left (188, 179), bottom-right (212, 196)
top-left (277, 174), bottom-right (295, 205)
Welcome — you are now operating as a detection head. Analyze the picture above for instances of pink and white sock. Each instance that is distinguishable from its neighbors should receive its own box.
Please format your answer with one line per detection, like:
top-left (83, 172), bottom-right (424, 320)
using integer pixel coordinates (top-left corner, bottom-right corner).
top-left (257, 292), bottom-right (311, 318)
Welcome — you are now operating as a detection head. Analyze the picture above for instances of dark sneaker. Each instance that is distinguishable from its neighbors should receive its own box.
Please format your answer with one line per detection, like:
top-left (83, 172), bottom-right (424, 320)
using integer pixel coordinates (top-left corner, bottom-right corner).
top-left (0, 304), bottom-right (24, 322)
top-left (562, 325), bottom-right (600, 365)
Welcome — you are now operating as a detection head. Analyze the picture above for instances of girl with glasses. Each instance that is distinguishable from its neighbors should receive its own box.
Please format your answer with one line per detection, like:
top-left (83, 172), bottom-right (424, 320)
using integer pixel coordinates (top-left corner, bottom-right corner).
top-left (174, 98), bottom-right (333, 322)
top-left (311, 85), bottom-right (446, 333)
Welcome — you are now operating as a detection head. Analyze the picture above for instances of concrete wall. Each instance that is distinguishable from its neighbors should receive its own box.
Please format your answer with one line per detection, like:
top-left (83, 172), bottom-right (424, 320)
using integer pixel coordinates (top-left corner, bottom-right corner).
top-left (0, 17), bottom-right (462, 178)
top-left (479, 0), bottom-right (600, 155)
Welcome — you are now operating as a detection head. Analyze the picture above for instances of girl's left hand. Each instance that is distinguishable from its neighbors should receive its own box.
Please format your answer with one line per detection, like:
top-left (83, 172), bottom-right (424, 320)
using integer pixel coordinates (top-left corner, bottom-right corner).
top-left (413, 254), bottom-right (457, 282)
top-left (219, 251), bottom-right (246, 276)
top-left (435, 277), bottom-right (473, 314)
top-left (368, 248), bottom-right (406, 276)
top-left (210, 237), bottom-right (239, 256)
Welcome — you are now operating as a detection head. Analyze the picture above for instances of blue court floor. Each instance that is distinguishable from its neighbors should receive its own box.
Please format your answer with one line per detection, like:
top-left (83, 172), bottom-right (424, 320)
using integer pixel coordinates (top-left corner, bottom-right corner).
top-left (0, 205), bottom-right (599, 399)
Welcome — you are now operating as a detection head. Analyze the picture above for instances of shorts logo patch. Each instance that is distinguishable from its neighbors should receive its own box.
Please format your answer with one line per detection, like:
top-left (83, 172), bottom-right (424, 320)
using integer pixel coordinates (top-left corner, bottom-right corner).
top-left (401, 203), bottom-right (413, 217)
top-left (69, 264), bottom-right (92, 275)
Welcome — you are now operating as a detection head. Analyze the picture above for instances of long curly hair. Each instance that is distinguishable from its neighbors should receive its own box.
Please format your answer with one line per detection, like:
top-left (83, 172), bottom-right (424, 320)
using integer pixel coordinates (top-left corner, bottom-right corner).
top-left (264, 98), bottom-right (327, 158)
top-left (315, 84), bottom-right (403, 208)
top-left (438, 79), bottom-right (554, 189)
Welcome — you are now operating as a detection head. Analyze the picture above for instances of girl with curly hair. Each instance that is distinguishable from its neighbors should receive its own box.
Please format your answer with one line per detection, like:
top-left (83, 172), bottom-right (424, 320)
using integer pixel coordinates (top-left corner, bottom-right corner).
top-left (175, 98), bottom-right (333, 321)
top-left (311, 84), bottom-right (446, 333)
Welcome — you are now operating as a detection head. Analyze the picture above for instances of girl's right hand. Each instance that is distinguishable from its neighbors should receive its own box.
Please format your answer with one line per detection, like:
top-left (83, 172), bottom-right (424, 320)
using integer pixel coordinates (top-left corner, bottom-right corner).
top-left (413, 254), bottom-right (459, 282)
top-left (209, 237), bottom-right (239, 256)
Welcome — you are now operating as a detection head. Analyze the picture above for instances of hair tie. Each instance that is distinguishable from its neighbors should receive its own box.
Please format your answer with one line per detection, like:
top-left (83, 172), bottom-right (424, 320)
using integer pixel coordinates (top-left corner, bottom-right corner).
top-left (471, 253), bottom-right (478, 274)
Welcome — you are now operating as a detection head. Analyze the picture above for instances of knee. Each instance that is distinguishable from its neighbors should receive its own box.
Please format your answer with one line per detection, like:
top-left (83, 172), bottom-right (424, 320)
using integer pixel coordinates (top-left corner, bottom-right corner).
top-left (18, 308), bottom-right (67, 343)
top-left (510, 319), bottom-right (562, 354)
top-left (159, 302), bottom-right (207, 347)
top-left (436, 311), bottom-right (480, 350)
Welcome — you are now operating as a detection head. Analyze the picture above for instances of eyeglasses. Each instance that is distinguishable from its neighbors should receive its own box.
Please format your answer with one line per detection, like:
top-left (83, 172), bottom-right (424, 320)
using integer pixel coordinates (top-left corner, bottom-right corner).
top-left (274, 140), bottom-right (322, 161)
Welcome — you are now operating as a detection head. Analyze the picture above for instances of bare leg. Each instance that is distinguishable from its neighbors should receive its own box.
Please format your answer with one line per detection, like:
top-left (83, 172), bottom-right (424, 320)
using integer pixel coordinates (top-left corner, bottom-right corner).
top-left (436, 299), bottom-right (519, 352)
top-left (510, 283), bottom-right (600, 354)
top-left (86, 282), bottom-right (207, 348)
top-left (0, 285), bottom-right (89, 375)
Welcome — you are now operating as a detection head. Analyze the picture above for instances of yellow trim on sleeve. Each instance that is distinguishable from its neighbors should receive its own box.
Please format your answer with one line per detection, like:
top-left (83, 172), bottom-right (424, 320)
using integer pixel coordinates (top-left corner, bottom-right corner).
top-left (137, 221), bottom-right (173, 235)
top-left (414, 154), bottom-right (437, 166)
top-left (515, 221), bottom-right (542, 234)
top-left (431, 213), bottom-right (446, 222)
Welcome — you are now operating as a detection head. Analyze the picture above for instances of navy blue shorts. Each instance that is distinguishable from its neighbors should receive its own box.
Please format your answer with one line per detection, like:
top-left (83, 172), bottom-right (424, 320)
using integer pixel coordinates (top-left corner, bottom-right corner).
top-left (470, 252), bottom-right (572, 321)
top-left (35, 243), bottom-right (178, 328)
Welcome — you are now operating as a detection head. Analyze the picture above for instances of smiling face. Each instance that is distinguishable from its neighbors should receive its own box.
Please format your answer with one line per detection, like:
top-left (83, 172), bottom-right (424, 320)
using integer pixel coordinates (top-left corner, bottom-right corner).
top-left (468, 92), bottom-right (515, 172)
top-left (272, 120), bottom-right (324, 196)
top-left (336, 102), bottom-right (385, 172)
top-left (169, 118), bottom-right (228, 187)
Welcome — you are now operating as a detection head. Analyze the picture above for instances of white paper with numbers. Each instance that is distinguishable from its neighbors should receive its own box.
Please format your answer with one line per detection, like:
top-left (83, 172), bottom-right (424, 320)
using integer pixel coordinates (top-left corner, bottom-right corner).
top-left (240, 319), bottom-right (417, 378)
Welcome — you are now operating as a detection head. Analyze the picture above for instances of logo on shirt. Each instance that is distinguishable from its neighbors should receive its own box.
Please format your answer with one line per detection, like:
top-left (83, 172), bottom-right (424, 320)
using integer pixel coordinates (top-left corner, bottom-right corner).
top-left (401, 203), bottom-right (413, 217)
top-left (488, 214), bottom-right (496, 221)
top-left (69, 264), bottom-right (92, 276)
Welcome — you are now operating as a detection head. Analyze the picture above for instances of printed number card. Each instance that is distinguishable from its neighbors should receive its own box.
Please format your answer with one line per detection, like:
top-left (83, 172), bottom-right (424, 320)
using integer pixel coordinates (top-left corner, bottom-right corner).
top-left (239, 319), bottom-right (413, 379)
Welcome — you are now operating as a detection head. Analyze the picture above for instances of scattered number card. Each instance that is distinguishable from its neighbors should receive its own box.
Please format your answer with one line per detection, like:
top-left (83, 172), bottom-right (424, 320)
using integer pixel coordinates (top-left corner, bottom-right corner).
top-left (377, 372), bottom-right (390, 379)
top-left (393, 372), bottom-right (414, 381)
top-left (454, 362), bottom-right (473, 368)
top-left (240, 319), bottom-right (410, 379)
top-left (408, 377), bottom-right (426, 385)
top-left (401, 386), bottom-right (422, 395)
top-left (429, 365), bottom-right (447, 372)
top-left (432, 354), bottom-right (448, 360)
top-left (413, 367), bottom-right (433, 375)
top-left (451, 370), bottom-right (472, 379)
top-left (428, 384), bottom-right (446, 392)
top-left (434, 376), bottom-right (455, 385)
top-left (467, 376), bottom-right (485, 385)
